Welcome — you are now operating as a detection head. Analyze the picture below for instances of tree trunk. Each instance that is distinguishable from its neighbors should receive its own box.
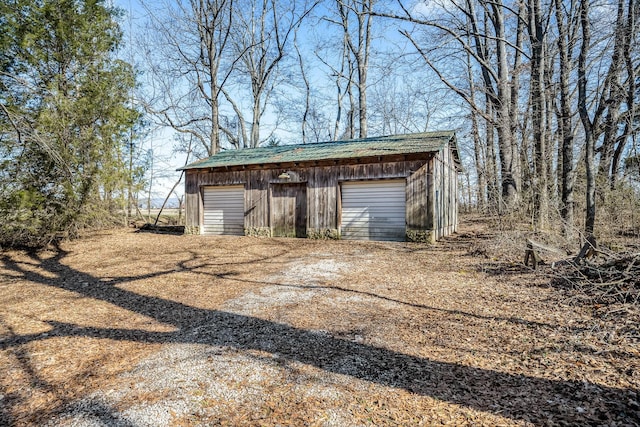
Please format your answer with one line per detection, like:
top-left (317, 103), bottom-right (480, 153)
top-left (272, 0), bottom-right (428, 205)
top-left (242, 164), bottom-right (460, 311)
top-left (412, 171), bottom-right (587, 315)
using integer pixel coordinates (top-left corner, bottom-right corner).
top-left (251, 91), bottom-right (261, 147)
top-left (555, 0), bottom-right (575, 239)
top-left (210, 79), bottom-right (221, 155)
top-left (491, 0), bottom-right (518, 209)
top-left (611, 0), bottom-right (638, 188)
top-left (578, 0), bottom-right (596, 237)
top-left (294, 29), bottom-right (310, 144)
top-left (528, 0), bottom-right (548, 229)
top-left (467, 44), bottom-right (487, 211)
top-left (485, 100), bottom-right (499, 209)
top-left (337, 0), bottom-right (372, 139)
top-left (356, 0), bottom-right (372, 138)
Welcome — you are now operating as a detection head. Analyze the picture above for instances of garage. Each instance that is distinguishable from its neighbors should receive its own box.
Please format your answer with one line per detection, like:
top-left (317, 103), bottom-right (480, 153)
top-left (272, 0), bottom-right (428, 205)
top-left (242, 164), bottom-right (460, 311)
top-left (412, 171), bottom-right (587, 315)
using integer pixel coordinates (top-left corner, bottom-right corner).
top-left (182, 131), bottom-right (460, 241)
top-left (340, 180), bottom-right (406, 241)
top-left (202, 186), bottom-right (245, 235)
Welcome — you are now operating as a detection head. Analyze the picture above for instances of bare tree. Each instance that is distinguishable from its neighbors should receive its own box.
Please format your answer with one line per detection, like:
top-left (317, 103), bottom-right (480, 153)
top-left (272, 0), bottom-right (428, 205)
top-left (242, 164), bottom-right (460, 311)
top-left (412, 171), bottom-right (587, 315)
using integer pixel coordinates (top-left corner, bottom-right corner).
top-left (312, 26), bottom-right (353, 140)
top-left (230, 0), bottom-right (318, 148)
top-left (317, 0), bottom-right (374, 139)
top-left (527, 0), bottom-right (549, 228)
top-left (465, 41), bottom-right (488, 211)
top-left (377, 0), bottom-right (522, 209)
top-left (577, 0), bottom-right (596, 237)
top-left (596, 0), bottom-right (639, 187)
top-left (336, 0), bottom-right (374, 138)
top-left (578, 0), bottom-right (639, 237)
top-left (554, 0), bottom-right (579, 239)
top-left (294, 26), bottom-right (311, 144)
top-left (140, 0), bottom-right (236, 157)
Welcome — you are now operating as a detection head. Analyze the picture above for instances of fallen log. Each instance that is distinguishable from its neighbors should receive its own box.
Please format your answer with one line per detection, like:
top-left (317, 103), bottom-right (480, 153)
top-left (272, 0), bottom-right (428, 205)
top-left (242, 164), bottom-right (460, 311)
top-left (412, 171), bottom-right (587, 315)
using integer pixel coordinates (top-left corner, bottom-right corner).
top-left (138, 223), bottom-right (185, 235)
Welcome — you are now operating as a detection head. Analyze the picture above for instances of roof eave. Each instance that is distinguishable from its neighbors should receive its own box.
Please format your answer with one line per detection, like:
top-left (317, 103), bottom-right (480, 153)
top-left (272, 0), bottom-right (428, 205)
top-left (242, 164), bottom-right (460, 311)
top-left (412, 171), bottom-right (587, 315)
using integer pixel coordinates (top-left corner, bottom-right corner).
top-left (179, 131), bottom-right (457, 171)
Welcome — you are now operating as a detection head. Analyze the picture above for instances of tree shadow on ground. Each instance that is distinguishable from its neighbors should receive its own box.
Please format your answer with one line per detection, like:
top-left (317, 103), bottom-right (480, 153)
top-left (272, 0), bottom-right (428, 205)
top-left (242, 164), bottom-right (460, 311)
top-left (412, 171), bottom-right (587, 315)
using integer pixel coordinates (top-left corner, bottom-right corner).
top-left (208, 272), bottom-right (580, 332)
top-left (0, 245), bottom-right (638, 426)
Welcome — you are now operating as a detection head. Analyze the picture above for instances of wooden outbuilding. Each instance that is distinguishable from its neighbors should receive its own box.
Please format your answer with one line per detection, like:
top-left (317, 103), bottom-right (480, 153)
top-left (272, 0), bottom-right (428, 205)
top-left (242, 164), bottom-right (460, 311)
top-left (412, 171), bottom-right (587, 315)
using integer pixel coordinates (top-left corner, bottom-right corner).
top-left (180, 131), bottom-right (460, 242)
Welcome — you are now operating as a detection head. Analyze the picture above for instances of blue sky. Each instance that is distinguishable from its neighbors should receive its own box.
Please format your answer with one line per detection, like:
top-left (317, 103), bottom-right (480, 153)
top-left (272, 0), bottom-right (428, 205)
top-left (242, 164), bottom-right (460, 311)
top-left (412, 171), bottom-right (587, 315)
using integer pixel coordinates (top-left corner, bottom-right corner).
top-left (111, 0), bottom-right (468, 201)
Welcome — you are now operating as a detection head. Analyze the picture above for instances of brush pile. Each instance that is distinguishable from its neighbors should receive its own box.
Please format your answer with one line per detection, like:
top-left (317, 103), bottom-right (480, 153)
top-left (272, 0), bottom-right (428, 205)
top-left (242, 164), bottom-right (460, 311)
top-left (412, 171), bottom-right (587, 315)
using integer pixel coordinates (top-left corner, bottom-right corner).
top-left (552, 249), bottom-right (640, 305)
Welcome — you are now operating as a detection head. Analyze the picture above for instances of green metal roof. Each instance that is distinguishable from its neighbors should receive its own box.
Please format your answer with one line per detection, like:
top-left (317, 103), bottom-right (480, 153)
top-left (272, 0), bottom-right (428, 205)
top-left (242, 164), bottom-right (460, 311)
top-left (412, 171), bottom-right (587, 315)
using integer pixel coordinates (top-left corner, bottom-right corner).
top-left (180, 131), bottom-right (458, 170)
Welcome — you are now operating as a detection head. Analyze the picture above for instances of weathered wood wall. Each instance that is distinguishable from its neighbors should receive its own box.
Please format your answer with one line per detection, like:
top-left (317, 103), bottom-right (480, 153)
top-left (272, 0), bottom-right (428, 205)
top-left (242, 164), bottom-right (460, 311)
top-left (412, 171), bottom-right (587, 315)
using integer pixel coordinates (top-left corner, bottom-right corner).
top-left (271, 183), bottom-right (307, 237)
top-left (184, 151), bottom-right (458, 241)
top-left (405, 161), bottom-right (432, 242)
top-left (431, 145), bottom-right (459, 240)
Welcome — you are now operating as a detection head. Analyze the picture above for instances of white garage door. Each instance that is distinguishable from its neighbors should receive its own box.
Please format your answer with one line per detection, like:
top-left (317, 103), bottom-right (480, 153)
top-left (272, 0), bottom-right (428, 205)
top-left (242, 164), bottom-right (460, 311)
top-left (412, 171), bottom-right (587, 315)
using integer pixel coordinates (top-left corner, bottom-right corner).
top-left (341, 180), bottom-right (406, 241)
top-left (202, 186), bottom-right (245, 235)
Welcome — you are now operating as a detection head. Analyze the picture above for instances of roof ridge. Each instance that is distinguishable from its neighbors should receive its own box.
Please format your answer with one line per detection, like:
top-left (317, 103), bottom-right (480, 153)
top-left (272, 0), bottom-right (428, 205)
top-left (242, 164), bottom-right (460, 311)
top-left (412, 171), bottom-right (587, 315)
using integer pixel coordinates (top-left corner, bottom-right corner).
top-left (180, 131), bottom-right (457, 171)
top-left (220, 130), bottom-right (455, 152)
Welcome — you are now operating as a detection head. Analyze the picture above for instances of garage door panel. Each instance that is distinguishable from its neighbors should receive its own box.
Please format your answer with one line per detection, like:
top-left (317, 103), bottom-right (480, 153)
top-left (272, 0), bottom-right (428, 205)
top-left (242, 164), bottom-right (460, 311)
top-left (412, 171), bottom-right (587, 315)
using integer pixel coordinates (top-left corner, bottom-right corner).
top-left (340, 227), bottom-right (406, 241)
top-left (202, 186), bottom-right (244, 235)
top-left (341, 180), bottom-right (406, 241)
top-left (343, 208), bottom-right (406, 216)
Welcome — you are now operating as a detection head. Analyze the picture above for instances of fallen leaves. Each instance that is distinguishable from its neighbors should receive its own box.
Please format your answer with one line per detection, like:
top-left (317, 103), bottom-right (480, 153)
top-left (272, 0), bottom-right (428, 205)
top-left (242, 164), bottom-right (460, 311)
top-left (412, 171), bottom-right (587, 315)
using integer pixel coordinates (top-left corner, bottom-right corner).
top-left (0, 219), bottom-right (638, 426)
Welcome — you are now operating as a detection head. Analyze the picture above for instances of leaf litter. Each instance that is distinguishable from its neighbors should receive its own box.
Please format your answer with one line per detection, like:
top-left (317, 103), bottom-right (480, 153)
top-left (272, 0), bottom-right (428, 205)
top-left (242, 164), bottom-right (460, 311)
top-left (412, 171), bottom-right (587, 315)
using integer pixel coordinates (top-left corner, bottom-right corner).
top-left (0, 217), bottom-right (638, 426)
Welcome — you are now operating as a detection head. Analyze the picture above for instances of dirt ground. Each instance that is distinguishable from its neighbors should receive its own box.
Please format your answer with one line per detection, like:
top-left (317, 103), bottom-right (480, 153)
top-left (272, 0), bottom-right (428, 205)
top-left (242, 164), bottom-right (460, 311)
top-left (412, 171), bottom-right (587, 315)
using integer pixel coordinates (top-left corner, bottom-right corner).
top-left (0, 217), bottom-right (638, 426)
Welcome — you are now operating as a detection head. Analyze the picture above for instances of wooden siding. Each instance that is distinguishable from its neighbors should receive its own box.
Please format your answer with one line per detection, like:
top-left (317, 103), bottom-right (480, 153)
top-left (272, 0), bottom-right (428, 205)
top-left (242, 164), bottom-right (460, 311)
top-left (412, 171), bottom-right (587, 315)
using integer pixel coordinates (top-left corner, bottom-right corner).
top-left (431, 145), bottom-right (459, 240)
top-left (271, 183), bottom-right (307, 237)
top-left (308, 166), bottom-right (338, 233)
top-left (406, 161), bottom-right (431, 231)
top-left (184, 154), bottom-right (459, 240)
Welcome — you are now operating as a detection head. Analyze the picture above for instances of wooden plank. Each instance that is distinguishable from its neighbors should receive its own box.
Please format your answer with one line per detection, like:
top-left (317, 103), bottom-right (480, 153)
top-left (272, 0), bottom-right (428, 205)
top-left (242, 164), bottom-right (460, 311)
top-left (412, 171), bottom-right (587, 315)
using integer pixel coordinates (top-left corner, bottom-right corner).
top-left (184, 171), bottom-right (201, 232)
top-left (322, 166), bottom-right (337, 230)
top-left (406, 163), bottom-right (427, 228)
top-left (433, 150), bottom-right (442, 240)
top-left (425, 157), bottom-right (434, 231)
top-left (245, 169), bottom-right (269, 229)
top-left (271, 183), bottom-right (307, 237)
top-left (307, 166), bottom-right (318, 230)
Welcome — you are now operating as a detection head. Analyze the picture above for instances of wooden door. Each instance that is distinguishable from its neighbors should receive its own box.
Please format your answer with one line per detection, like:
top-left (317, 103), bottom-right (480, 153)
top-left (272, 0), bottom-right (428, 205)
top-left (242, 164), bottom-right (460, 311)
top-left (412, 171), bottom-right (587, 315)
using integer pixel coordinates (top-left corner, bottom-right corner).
top-left (271, 183), bottom-right (307, 238)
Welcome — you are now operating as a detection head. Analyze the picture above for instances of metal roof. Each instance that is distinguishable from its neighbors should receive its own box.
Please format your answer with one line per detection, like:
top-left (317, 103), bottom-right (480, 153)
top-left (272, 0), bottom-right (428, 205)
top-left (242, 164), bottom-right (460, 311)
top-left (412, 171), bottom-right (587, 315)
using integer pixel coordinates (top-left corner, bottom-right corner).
top-left (180, 131), bottom-right (458, 170)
